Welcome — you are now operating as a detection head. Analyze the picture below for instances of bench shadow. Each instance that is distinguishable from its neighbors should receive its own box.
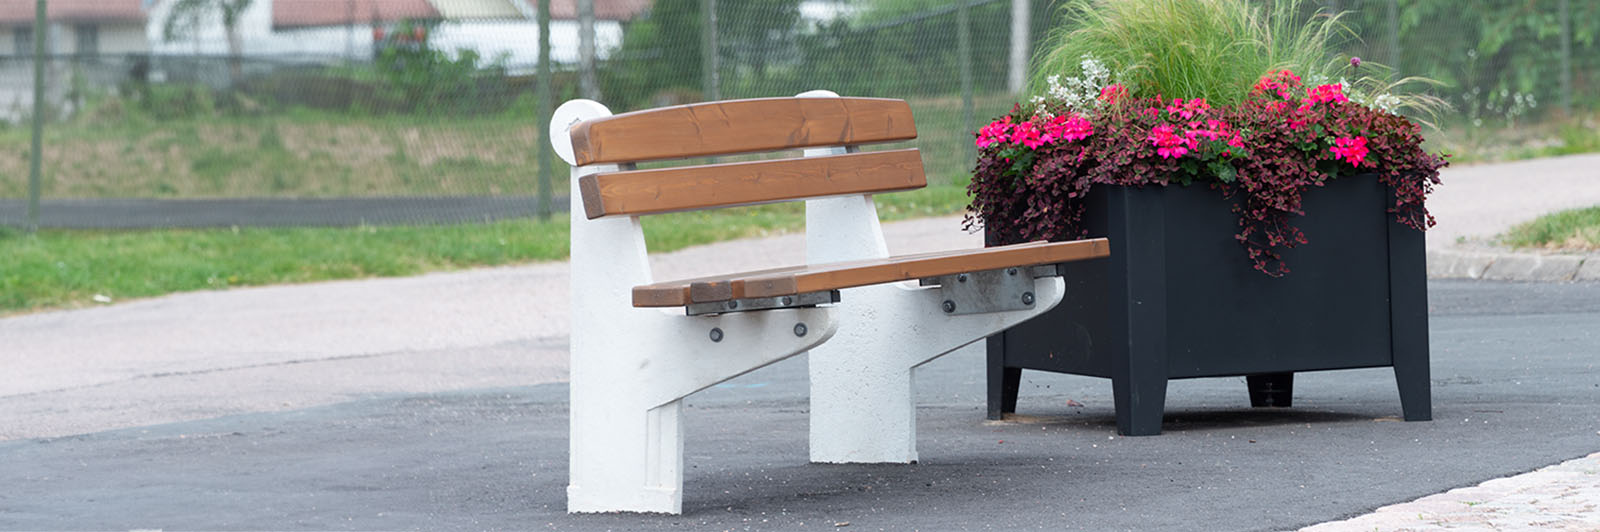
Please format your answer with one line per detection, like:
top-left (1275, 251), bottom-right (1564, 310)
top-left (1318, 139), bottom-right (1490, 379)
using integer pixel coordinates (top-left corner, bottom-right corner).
top-left (994, 407), bottom-right (1381, 433)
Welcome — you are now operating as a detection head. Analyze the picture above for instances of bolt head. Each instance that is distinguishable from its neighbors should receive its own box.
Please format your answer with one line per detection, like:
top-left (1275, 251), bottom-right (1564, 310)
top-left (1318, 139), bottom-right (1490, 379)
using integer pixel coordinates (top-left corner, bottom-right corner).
top-left (1007, 267), bottom-right (1018, 276)
top-left (1021, 292), bottom-right (1035, 305)
top-left (957, 273), bottom-right (969, 283)
top-left (709, 327), bottom-right (724, 342)
top-left (727, 300), bottom-right (739, 310)
top-left (942, 300), bottom-right (956, 313)
top-left (793, 323), bottom-right (808, 337)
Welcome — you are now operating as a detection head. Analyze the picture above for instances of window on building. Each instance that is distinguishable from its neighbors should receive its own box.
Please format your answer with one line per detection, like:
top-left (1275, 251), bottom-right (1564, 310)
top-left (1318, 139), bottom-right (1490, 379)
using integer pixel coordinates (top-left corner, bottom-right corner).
top-left (75, 24), bottom-right (98, 58)
top-left (14, 26), bottom-right (33, 56)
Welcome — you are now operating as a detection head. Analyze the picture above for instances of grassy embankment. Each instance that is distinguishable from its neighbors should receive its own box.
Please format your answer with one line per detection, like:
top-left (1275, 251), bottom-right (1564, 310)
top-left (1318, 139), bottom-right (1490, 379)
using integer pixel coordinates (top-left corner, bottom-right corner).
top-left (0, 96), bottom-right (1002, 315)
top-left (1503, 206), bottom-right (1600, 251)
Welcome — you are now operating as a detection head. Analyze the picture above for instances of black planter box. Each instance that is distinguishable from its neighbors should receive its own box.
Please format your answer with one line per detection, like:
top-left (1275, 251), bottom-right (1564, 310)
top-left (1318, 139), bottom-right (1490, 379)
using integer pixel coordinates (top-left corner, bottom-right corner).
top-left (986, 175), bottom-right (1431, 436)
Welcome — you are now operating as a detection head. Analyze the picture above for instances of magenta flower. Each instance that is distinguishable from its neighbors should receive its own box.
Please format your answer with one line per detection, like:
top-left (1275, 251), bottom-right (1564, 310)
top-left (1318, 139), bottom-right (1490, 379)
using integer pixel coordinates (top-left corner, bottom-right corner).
top-left (1045, 114), bottom-right (1095, 143)
top-left (1011, 121), bottom-right (1047, 149)
top-left (976, 116), bottom-right (1015, 148)
top-left (1099, 84), bottom-right (1129, 104)
top-left (1148, 123), bottom-right (1192, 159)
top-left (1330, 136), bottom-right (1370, 166)
top-left (1165, 98), bottom-right (1212, 120)
top-left (1306, 83), bottom-right (1349, 105)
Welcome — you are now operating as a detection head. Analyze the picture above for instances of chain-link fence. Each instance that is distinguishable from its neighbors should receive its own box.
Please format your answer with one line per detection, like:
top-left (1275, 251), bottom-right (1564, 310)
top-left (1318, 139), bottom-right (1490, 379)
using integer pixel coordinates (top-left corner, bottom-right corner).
top-left (1, 0), bottom-right (1596, 228)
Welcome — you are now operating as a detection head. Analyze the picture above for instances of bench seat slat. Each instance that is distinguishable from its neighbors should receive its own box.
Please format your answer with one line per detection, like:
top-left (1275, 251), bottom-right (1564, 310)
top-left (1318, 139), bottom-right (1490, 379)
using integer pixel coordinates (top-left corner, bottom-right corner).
top-left (578, 149), bottom-right (926, 219)
top-left (571, 97), bottom-right (918, 165)
top-left (631, 238), bottom-right (1110, 307)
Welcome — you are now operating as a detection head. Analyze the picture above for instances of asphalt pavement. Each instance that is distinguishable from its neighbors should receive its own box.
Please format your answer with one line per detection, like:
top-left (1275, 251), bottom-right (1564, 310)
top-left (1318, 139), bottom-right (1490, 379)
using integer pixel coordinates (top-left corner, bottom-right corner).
top-left (2, 280), bottom-right (1597, 530)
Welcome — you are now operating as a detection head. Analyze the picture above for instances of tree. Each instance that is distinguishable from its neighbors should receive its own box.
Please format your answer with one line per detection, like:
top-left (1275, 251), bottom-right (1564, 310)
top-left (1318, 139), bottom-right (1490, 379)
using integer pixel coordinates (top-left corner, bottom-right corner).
top-left (163, 0), bottom-right (255, 83)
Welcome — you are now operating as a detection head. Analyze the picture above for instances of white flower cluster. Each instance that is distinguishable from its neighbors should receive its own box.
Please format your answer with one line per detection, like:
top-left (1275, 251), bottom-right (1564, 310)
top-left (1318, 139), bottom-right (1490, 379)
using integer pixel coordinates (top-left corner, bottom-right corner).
top-left (1031, 54), bottom-right (1112, 117)
top-left (1370, 93), bottom-right (1402, 113)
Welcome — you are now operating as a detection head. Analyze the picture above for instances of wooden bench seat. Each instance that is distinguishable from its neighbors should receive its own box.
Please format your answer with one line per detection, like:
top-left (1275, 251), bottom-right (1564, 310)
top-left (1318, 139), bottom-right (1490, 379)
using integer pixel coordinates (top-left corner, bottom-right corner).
top-left (633, 238), bottom-right (1110, 307)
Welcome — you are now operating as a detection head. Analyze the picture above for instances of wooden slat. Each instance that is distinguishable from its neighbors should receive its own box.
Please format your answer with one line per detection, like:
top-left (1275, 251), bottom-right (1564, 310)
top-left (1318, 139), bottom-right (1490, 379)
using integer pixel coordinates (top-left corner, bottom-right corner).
top-left (631, 243), bottom-right (1061, 307)
top-left (631, 239), bottom-right (1111, 307)
top-left (578, 149), bottom-right (925, 219)
top-left (570, 97), bottom-right (919, 165)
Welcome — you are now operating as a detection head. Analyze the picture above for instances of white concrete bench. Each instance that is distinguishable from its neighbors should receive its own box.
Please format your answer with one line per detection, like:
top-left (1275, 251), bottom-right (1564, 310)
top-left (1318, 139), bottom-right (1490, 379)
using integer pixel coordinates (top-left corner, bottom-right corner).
top-left (552, 91), bottom-right (1109, 514)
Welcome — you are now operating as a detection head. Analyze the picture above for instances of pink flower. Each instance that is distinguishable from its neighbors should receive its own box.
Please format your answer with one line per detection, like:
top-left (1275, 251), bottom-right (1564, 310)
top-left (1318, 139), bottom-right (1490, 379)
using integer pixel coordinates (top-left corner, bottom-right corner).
top-left (1252, 69), bottom-right (1302, 100)
top-left (976, 116), bottom-right (1014, 148)
top-left (1329, 136), bottom-right (1370, 166)
top-left (1165, 98), bottom-right (1211, 120)
top-left (1305, 83), bottom-right (1349, 105)
top-left (1148, 123), bottom-right (1193, 159)
top-left (1099, 84), bottom-right (1129, 104)
top-left (1044, 114), bottom-right (1095, 143)
top-left (1011, 120), bottom-right (1047, 149)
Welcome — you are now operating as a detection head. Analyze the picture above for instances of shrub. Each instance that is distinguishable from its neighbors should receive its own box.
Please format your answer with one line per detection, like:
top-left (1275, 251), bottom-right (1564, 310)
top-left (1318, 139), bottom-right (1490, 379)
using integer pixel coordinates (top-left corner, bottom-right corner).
top-left (968, 58), bottom-right (1447, 276)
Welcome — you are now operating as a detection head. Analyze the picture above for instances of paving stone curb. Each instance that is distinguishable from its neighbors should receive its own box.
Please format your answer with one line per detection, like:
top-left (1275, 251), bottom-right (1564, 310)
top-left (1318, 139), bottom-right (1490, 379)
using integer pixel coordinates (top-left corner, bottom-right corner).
top-left (1428, 247), bottom-right (1600, 282)
top-left (1300, 451), bottom-right (1600, 532)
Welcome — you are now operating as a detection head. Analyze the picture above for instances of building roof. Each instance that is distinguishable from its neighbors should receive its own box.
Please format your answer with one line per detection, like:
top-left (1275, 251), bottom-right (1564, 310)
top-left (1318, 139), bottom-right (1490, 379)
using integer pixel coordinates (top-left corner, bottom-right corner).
top-left (274, 0), bottom-right (650, 28)
top-left (545, 0), bottom-right (651, 21)
top-left (274, 0), bottom-right (441, 29)
top-left (0, 0), bottom-right (147, 25)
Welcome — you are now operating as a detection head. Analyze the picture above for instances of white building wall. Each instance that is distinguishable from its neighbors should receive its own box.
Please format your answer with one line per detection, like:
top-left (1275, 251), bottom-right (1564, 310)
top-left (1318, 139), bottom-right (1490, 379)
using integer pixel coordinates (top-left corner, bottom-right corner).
top-left (144, 0), bottom-right (619, 73)
top-left (97, 24), bottom-right (151, 55)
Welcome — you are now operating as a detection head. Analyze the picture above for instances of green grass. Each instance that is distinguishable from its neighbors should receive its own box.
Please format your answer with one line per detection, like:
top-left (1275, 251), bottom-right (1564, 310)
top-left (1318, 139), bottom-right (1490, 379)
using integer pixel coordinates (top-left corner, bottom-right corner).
top-left (1503, 205), bottom-right (1600, 251)
top-left (0, 185), bottom-right (973, 315)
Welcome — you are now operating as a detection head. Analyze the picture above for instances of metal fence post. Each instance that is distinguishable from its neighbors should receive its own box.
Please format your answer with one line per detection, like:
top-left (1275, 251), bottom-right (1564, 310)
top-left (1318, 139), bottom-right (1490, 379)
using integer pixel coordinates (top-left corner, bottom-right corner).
top-left (1385, 0), bottom-right (1401, 77)
top-left (701, 0), bottom-right (719, 101)
top-left (535, 0), bottom-right (554, 220)
top-left (958, 0), bottom-right (975, 165)
top-left (1559, 0), bottom-right (1572, 115)
top-left (578, 0), bottom-right (599, 101)
top-left (27, 0), bottom-right (46, 234)
top-left (1009, 0), bottom-right (1029, 94)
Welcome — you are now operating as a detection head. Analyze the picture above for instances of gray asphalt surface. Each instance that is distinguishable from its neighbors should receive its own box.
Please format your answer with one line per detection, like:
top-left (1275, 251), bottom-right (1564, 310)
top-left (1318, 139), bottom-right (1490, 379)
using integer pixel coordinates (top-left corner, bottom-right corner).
top-left (2, 280), bottom-right (1598, 531)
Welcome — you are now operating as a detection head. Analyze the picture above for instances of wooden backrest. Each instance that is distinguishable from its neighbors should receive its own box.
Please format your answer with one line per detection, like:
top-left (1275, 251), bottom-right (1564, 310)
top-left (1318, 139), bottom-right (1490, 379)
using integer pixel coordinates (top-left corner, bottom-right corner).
top-left (570, 97), bottom-right (925, 219)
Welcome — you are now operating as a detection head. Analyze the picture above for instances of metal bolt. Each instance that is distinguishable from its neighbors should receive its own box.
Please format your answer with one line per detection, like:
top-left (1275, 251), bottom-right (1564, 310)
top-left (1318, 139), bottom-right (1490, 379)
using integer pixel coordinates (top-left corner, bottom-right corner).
top-left (957, 273), bottom-right (969, 283)
top-left (1007, 267), bottom-right (1018, 276)
top-left (709, 328), bottom-right (724, 342)
top-left (782, 296), bottom-right (793, 305)
top-left (793, 323), bottom-right (808, 337)
top-left (942, 300), bottom-right (956, 313)
top-left (1021, 292), bottom-right (1035, 305)
top-left (726, 300), bottom-right (739, 310)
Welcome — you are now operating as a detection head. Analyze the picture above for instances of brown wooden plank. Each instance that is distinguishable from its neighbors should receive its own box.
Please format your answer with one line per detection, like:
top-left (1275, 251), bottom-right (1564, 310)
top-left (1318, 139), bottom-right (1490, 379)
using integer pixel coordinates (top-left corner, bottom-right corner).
top-left (630, 239), bottom-right (1111, 307)
top-left (579, 149), bottom-right (926, 219)
top-left (760, 239), bottom-right (1112, 297)
top-left (630, 242), bottom-right (1065, 307)
top-left (570, 97), bottom-right (919, 166)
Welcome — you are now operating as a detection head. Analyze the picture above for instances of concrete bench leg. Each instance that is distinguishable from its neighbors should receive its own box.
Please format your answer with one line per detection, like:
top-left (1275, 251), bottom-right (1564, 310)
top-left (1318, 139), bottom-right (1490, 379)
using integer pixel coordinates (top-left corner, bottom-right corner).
top-left (801, 189), bottom-right (1066, 464)
top-left (807, 277), bottom-right (1065, 463)
top-left (557, 98), bottom-right (841, 514)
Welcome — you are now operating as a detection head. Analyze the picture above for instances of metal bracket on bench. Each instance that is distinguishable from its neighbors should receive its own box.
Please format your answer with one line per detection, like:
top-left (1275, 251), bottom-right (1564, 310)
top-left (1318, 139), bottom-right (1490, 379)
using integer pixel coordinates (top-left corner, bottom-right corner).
top-left (919, 265), bottom-right (1066, 316)
top-left (686, 290), bottom-right (841, 317)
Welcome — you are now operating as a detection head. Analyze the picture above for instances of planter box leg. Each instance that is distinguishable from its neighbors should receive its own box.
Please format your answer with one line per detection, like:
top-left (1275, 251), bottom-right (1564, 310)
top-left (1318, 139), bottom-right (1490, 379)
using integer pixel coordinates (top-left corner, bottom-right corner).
top-left (1112, 370), bottom-right (1167, 436)
top-left (986, 335), bottom-right (1021, 420)
top-left (1246, 373), bottom-right (1294, 407)
top-left (1109, 187), bottom-right (1169, 436)
top-left (1387, 205), bottom-right (1432, 422)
